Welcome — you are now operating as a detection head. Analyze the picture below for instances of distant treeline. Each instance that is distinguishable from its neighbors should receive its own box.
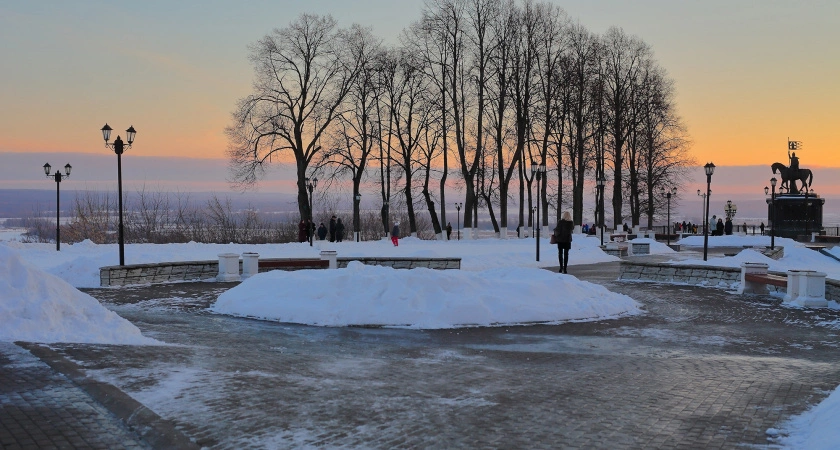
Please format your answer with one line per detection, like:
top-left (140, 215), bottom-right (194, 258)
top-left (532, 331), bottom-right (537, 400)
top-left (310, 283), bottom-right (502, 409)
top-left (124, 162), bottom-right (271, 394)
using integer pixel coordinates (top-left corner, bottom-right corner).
top-left (16, 189), bottom-right (432, 245)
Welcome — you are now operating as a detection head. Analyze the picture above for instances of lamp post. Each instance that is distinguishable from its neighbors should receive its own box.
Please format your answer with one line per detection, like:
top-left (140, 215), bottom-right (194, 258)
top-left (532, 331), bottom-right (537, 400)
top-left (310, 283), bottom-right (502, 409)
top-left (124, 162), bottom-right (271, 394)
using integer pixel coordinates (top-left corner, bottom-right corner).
top-left (703, 162), bottom-right (715, 261)
top-left (354, 193), bottom-right (362, 242)
top-left (455, 203), bottom-right (462, 240)
top-left (43, 163), bottom-right (71, 251)
top-left (660, 186), bottom-right (677, 245)
top-left (766, 177), bottom-right (777, 249)
top-left (101, 124), bottom-right (136, 266)
top-left (697, 190), bottom-right (707, 235)
top-left (724, 200), bottom-right (737, 221)
top-left (597, 176), bottom-right (606, 246)
top-left (531, 160), bottom-right (546, 261)
top-left (531, 206), bottom-right (537, 238)
top-left (306, 177), bottom-right (317, 246)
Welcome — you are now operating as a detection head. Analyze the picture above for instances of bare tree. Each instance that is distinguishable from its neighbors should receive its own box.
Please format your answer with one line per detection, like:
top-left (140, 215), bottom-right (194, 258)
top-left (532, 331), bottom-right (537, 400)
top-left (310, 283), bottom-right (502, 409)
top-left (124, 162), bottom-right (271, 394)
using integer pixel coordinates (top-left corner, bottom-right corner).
top-left (226, 14), bottom-right (361, 221)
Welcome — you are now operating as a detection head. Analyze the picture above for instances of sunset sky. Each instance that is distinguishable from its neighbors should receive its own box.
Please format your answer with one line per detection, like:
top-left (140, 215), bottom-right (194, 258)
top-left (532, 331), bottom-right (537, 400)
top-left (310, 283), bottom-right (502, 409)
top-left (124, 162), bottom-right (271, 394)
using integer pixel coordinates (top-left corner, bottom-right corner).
top-left (1, 1), bottom-right (838, 199)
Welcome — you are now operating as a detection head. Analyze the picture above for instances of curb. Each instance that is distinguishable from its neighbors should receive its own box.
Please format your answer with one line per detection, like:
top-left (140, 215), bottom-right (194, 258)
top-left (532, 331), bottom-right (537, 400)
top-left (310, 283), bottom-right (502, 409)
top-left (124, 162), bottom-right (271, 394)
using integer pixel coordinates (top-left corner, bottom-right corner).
top-left (18, 342), bottom-right (199, 450)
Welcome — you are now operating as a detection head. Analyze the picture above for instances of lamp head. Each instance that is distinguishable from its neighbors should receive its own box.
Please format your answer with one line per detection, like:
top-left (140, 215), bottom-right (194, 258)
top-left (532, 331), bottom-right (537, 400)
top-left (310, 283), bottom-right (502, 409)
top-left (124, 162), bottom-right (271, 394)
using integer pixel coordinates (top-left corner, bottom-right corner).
top-left (770, 177), bottom-right (777, 188)
top-left (704, 162), bottom-right (715, 176)
top-left (126, 126), bottom-right (136, 145)
top-left (43, 163), bottom-right (51, 176)
top-left (64, 164), bottom-right (71, 176)
top-left (101, 124), bottom-right (112, 142)
top-left (764, 186), bottom-right (769, 195)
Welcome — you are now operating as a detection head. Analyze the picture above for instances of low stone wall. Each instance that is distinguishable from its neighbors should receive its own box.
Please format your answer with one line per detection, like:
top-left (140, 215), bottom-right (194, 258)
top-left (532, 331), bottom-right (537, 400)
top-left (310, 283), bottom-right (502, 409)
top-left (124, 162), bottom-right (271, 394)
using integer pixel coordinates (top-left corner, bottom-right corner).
top-left (620, 260), bottom-right (840, 302)
top-left (337, 257), bottom-right (461, 270)
top-left (619, 261), bottom-right (741, 287)
top-left (100, 256), bottom-right (461, 287)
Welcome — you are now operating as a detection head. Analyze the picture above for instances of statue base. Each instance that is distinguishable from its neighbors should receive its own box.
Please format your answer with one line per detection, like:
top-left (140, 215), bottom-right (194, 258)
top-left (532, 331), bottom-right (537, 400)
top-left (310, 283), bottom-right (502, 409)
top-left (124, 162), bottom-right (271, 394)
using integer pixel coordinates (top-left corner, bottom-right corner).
top-left (767, 193), bottom-right (824, 240)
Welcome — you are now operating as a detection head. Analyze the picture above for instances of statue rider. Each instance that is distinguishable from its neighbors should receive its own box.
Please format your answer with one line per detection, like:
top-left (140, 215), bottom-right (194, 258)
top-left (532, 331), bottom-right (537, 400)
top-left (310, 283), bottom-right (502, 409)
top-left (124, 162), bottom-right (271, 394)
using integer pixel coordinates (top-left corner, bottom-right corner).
top-left (789, 150), bottom-right (799, 173)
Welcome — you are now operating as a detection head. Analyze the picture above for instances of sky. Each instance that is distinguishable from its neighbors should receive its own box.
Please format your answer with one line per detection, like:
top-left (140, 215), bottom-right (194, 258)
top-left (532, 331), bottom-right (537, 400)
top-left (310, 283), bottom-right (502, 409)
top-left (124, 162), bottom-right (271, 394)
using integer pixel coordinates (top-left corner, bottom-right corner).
top-left (1, 1), bottom-right (839, 196)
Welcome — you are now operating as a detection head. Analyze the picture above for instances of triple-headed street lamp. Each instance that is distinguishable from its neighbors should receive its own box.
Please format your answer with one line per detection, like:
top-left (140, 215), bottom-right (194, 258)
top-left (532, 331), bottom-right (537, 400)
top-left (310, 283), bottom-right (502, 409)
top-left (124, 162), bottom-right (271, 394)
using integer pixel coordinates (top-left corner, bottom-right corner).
top-left (724, 200), bottom-right (738, 221)
top-left (43, 163), bottom-right (71, 251)
top-left (455, 203), bottom-right (462, 240)
top-left (702, 162), bottom-right (715, 261)
top-left (306, 177), bottom-right (317, 246)
top-left (101, 124), bottom-right (136, 266)
top-left (531, 160), bottom-right (547, 262)
top-left (660, 186), bottom-right (677, 246)
top-left (764, 177), bottom-right (777, 250)
top-left (597, 175), bottom-right (606, 246)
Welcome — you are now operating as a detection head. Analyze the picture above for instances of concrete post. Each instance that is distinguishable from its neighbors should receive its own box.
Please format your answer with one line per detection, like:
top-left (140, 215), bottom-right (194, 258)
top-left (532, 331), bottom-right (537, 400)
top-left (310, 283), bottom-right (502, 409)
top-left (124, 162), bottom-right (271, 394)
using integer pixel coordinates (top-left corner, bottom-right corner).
top-left (320, 250), bottom-right (337, 269)
top-left (784, 270), bottom-right (810, 303)
top-left (217, 253), bottom-right (241, 282)
top-left (799, 271), bottom-right (827, 307)
top-left (738, 262), bottom-right (769, 294)
top-left (241, 252), bottom-right (260, 279)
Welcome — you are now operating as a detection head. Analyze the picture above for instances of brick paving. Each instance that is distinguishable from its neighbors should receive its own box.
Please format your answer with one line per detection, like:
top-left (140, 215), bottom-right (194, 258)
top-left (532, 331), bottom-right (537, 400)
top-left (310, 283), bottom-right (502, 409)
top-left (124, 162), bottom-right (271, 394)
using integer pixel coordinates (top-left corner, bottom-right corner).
top-left (4, 251), bottom-right (840, 448)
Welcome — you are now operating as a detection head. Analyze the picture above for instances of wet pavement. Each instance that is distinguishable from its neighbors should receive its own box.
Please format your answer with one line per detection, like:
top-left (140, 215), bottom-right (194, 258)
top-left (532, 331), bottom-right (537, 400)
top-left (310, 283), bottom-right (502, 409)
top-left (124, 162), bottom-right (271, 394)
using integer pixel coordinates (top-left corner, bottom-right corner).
top-left (4, 248), bottom-right (840, 448)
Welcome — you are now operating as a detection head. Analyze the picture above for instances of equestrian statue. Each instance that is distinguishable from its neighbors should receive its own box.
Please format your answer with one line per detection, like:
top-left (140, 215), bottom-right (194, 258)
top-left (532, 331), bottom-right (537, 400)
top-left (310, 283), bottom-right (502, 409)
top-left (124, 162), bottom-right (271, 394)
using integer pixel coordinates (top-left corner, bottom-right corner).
top-left (772, 149), bottom-right (812, 195)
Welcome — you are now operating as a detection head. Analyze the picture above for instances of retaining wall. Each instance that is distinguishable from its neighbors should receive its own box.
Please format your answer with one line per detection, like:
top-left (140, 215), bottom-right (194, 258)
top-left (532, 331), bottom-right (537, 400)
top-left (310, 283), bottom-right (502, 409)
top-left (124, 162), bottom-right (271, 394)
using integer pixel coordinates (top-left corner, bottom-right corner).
top-left (100, 256), bottom-right (461, 287)
top-left (619, 260), bottom-right (840, 302)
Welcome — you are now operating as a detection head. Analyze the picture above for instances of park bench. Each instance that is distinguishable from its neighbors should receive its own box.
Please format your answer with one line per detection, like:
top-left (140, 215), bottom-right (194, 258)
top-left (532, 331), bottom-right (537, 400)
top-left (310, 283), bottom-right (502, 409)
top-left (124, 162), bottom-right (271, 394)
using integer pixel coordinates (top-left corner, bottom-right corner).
top-left (610, 233), bottom-right (627, 242)
top-left (258, 259), bottom-right (329, 271)
top-left (814, 235), bottom-right (840, 244)
top-left (738, 262), bottom-right (827, 307)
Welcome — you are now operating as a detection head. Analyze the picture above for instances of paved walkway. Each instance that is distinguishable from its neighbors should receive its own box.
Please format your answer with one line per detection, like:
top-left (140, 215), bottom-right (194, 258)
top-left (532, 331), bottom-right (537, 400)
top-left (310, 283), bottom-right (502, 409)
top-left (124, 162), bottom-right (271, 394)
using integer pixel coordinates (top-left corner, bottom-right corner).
top-left (4, 252), bottom-right (840, 448)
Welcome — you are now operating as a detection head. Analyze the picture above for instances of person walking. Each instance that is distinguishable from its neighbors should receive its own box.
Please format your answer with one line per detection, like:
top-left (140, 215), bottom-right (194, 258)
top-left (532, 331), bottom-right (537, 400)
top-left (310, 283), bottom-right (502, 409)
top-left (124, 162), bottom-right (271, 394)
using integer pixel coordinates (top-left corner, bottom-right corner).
top-left (391, 222), bottom-right (400, 247)
top-left (335, 218), bottom-right (345, 242)
top-left (553, 211), bottom-right (574, 274)
top-left (317, 222), bottom-right (327, 241)
top-left (446, 222), bottom-right (452, 240)
top-left (329, 216), bottom-right (337, 242)
top-left (760, 222), bottom-right (765, 235)
top-left (297, 219), bottom-right (308, 243)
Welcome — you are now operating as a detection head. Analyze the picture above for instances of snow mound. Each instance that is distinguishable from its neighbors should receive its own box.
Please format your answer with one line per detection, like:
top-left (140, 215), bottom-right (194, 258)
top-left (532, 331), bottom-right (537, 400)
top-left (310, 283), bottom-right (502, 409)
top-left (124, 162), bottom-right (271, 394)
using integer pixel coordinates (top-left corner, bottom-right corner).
top-left (211, 262), bottom-right (641, 329)
top-left (0, 246), bottom-right (158, 344)
top-left (777, 384), bottom-right (840, 449)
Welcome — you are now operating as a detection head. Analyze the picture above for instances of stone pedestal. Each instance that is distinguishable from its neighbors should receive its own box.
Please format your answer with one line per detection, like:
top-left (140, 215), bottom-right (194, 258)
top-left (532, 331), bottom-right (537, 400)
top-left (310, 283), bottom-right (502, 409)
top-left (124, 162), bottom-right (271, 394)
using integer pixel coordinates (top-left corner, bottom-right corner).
top-left (241, 252), bottom-right (260, 279)
top-left (320, 250), bottom-right (337, 269)
top-left (768, 194), bottom-right (824, 239)
top-left (738, 262), bottom-right (770, 294)
top-left (217, 253), bottom-right (241, 282)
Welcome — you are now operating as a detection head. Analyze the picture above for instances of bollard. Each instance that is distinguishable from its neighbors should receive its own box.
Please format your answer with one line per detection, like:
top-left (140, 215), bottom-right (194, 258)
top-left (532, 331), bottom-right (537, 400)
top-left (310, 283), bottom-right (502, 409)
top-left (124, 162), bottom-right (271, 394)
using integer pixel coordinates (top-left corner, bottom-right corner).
top-left (320, 250), bottom-right (337, 269)
top-left (241, 252), bottom-right (260, 280)
top-left (799, 271), bottom-right (827, 307)
top-left (738, 262), bottom-right (769, 295)
top-left (784, 270), bottom-right (811, 303)
top-left (217, 253), bottom-right (241, 282)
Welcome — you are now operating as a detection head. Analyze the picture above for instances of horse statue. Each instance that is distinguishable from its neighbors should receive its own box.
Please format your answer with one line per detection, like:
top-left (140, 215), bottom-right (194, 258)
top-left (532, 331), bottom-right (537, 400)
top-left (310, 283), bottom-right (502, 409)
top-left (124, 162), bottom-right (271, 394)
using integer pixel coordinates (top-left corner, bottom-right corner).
top-left (771, 162), bottom-right (813, 194)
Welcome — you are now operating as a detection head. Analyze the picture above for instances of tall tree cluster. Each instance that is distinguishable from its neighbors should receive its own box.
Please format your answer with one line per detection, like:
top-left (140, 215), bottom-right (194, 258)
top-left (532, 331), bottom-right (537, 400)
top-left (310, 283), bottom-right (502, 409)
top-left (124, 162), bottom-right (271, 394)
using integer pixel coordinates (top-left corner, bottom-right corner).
top-left (227, 1), bottom-right (695, 240)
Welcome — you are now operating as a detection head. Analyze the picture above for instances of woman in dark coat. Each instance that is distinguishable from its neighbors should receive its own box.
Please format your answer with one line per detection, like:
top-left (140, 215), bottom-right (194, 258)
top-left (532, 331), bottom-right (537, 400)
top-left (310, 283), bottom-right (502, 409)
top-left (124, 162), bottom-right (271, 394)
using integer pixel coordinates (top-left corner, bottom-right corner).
top-left (317, 223), bottom-right (327, 241)
top-left (553, 211), bottom-right (574, 274)
top-left (716, 218), bottom-right (724, 236)
top-left (335, 218), bottom-right (345, 242)
top-left (297, 220), bottom-right (308, 243)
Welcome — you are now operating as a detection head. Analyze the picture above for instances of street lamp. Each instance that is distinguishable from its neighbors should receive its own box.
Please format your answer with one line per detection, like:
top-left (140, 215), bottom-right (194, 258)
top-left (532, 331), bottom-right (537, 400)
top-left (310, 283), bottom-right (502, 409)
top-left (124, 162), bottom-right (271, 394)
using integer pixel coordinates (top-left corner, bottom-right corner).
top-left (724, 200), bottom-right (737, 221)
top-left (455, 203), bottom-right (462, 240)
top-left (697, 189), bottom-right (709, 235)
top-left (597, 176), bottom-right (606, 246)
top-left (703, 162), bottom-right (715, 261)
top-left (354, 193), bottom-right (362, 242)
top-left (660, 186), bottom-right (677, 246)
top-left (101, 124), bottom-right (136, 266)
top-left (531, 160), bottom-right (547, 261)
top-left (767, 177), bottom-right (777, 250)
top-left (306, 177), bottom-right (318, 246)
top-left (43, 163), bottom-right (71, 251)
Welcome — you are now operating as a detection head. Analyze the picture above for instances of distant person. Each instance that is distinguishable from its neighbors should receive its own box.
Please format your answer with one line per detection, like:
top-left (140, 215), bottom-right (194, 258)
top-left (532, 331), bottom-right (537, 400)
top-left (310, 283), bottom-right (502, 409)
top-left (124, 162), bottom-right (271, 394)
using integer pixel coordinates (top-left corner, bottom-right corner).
top-left (391, 222), bottom-right (400, 246)
top-left (329, 215), bottom-right (337, 242)
top-left (742, 222), bottom-right (747, 235)
top-left (760, 222), bottom-right (765, 235)
top-left (553, 211), bottom-right (574, 274)
top-left (709, 215), bottom-right (716, 235)
top-left (582, 223), bottom-right (589, 234)
top-left (335, 218), bottom-right (345, 242)
top-left (716, 218), bottom-right (724, 236)
top-left (297, 219), bottom-right (308, 243)
top-left (724, 218), bottom-right (733, 235)
top-left (317, 222), bottom-right (327, 241)
top-left (446, 222), bottom-right (452, 240)
top-left (623, 222), bottom-right (629, 232)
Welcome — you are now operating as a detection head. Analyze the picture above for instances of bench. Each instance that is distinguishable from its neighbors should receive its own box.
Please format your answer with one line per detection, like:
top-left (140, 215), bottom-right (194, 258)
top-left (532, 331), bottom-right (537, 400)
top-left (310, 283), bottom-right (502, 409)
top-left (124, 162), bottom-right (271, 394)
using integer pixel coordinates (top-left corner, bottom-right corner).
top-left (258, 259), bottom-right (329, 272)
top-left (738, 262), bottom-right (827, 307)
top-left (603, 242), bottom-right (629, 257)
top-left (610, 234), bottom-right (627, 243)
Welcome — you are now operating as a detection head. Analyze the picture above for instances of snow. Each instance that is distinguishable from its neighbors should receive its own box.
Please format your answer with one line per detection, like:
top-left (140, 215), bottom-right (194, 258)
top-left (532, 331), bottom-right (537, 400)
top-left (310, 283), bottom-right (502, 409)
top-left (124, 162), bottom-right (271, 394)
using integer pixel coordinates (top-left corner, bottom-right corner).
top-left (775, 387), bottom-right (840, 449)
top-left (0, 245), bottom-right (157, 345)
top-left (212, 262), bottom-right (640, 329)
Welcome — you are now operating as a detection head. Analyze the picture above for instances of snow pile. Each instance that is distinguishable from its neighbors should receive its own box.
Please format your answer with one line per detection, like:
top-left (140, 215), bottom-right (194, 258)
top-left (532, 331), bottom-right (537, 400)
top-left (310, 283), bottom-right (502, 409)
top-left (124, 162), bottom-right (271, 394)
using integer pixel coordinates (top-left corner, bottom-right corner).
top-left (776, 386), bottom-right (840, 449)
top-left (0, 246), bottom-right (158, 344)
top-left (211, 262), bottom-right (641, 329)
top-left (678, 234), bottom-right (779, 248)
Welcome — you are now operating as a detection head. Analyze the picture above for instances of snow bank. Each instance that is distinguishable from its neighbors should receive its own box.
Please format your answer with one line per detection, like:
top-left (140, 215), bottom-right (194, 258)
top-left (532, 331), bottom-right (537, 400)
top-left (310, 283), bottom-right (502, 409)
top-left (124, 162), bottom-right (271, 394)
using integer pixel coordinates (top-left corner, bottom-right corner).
top-left (776, 385), bottom-right (840, 449)
top-left (211, 262), bottom-right (641, 329)
top-left (0, 246), bottom-right (158, 344)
